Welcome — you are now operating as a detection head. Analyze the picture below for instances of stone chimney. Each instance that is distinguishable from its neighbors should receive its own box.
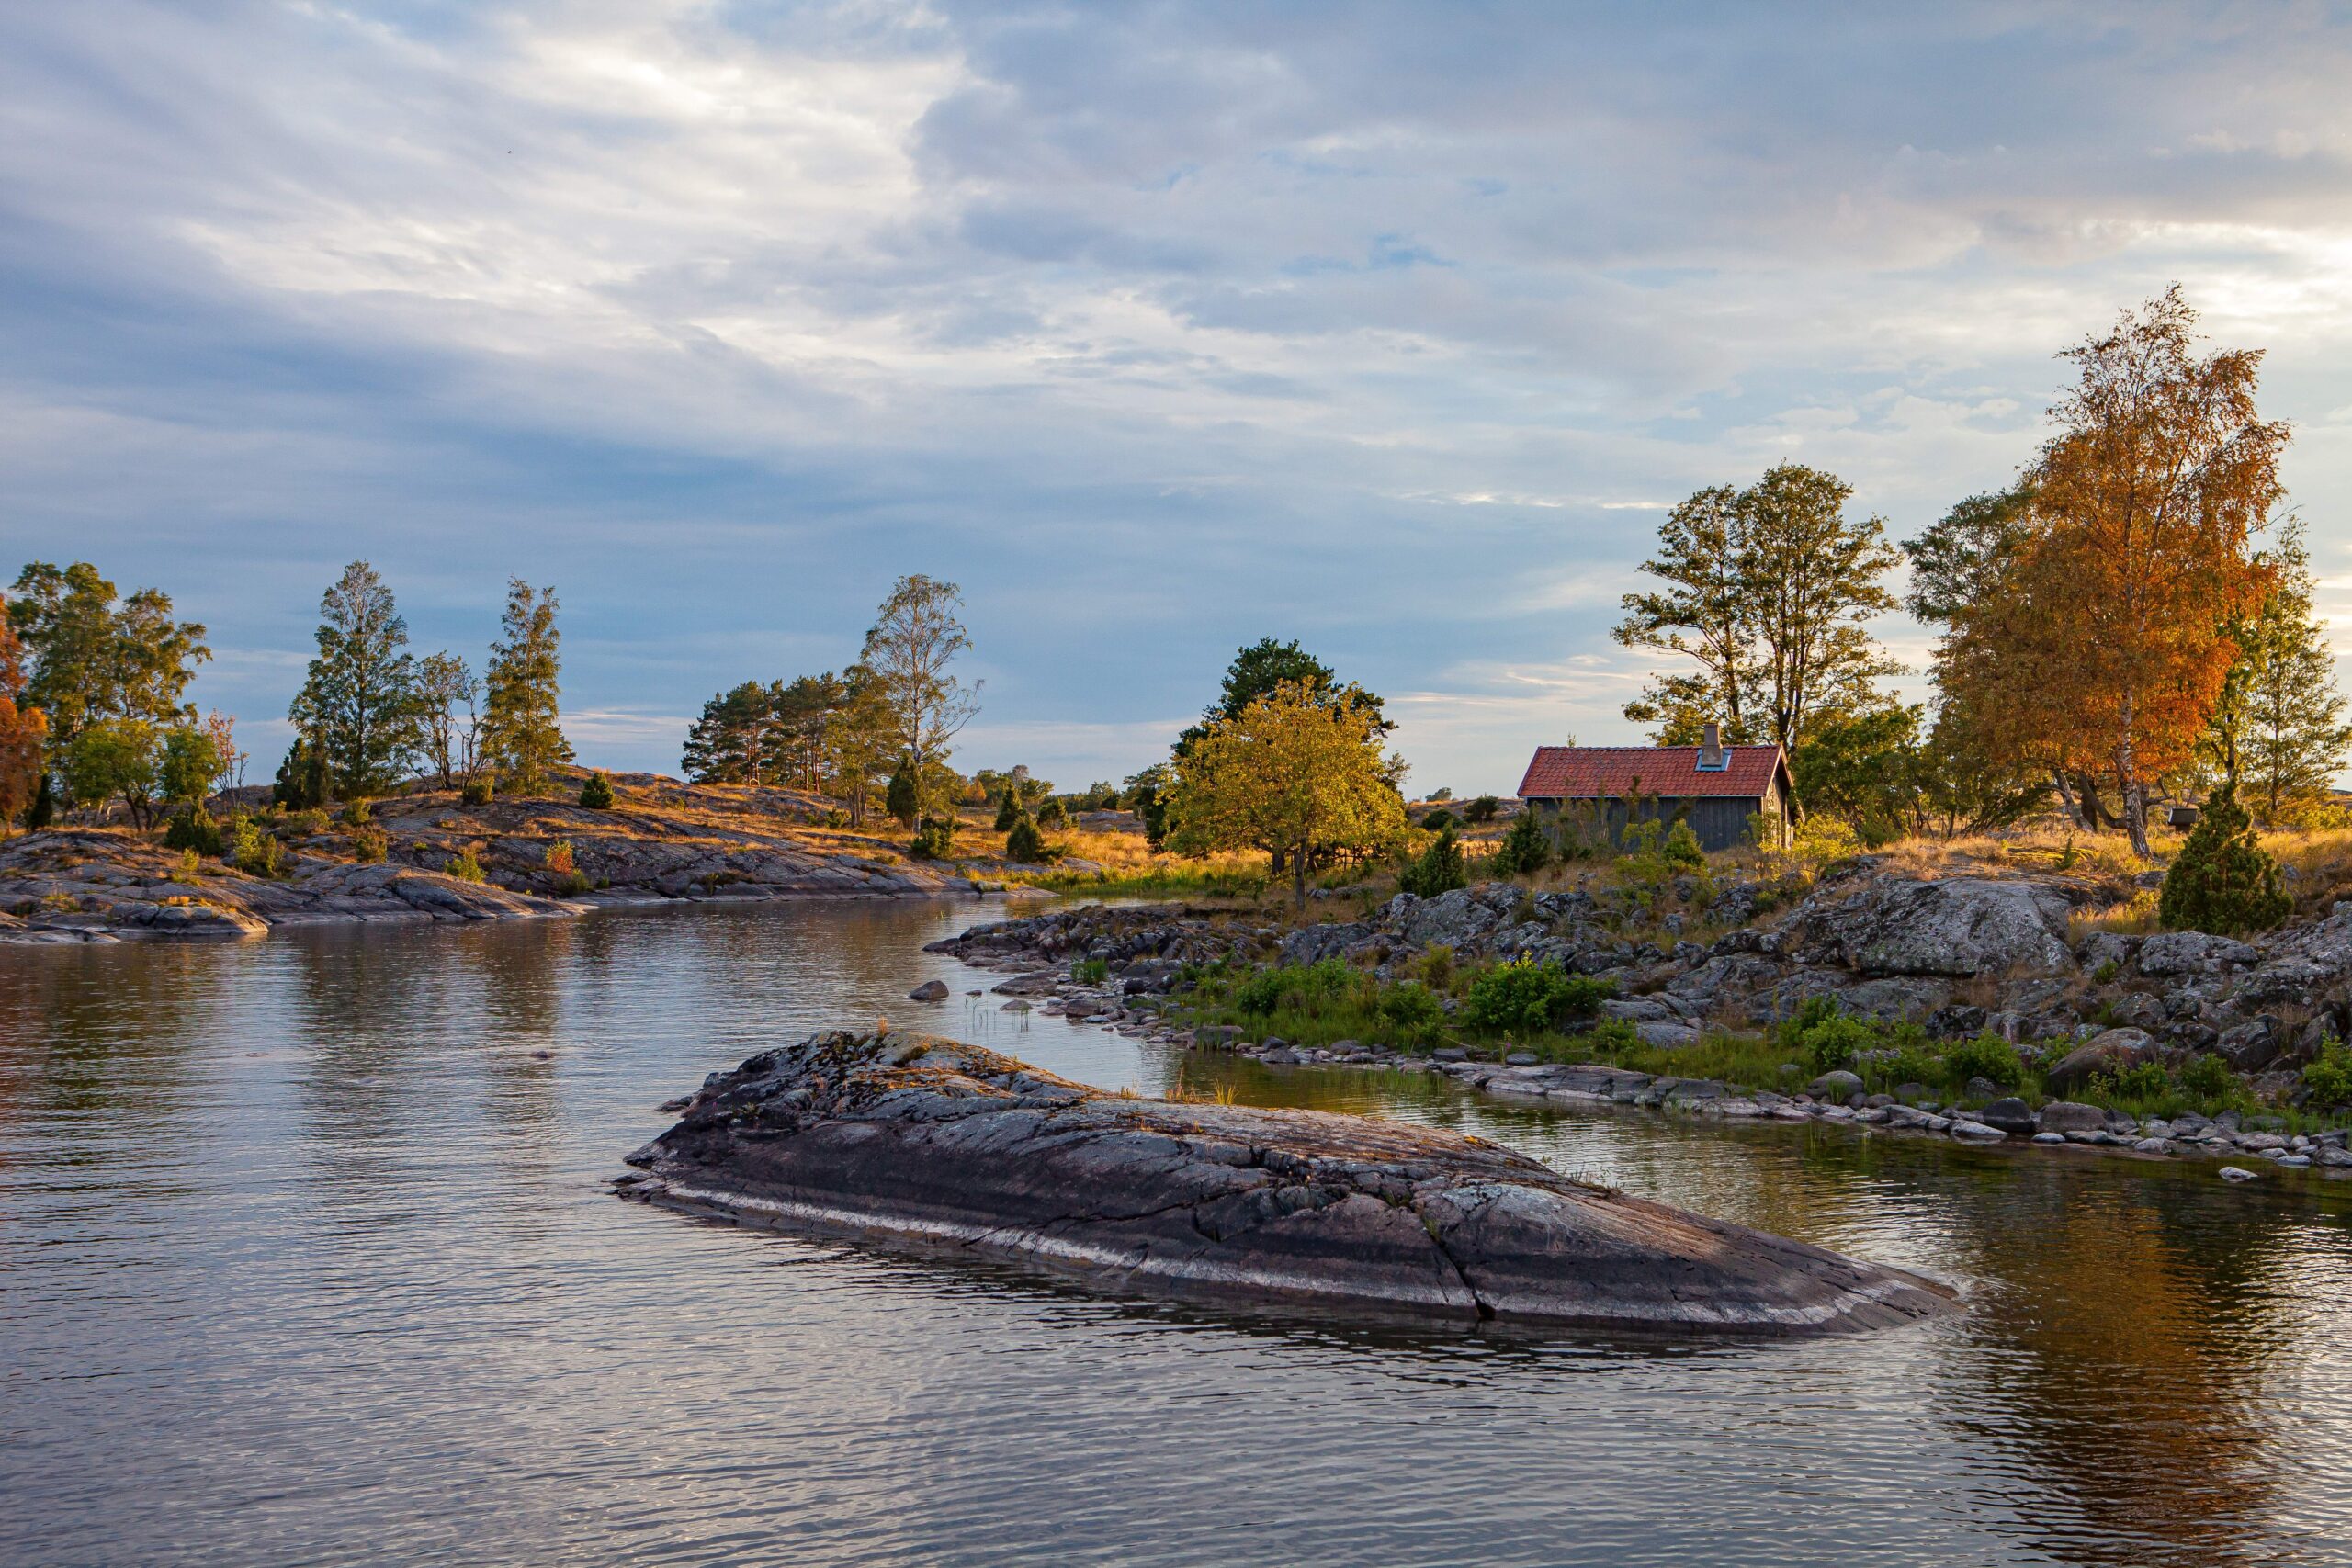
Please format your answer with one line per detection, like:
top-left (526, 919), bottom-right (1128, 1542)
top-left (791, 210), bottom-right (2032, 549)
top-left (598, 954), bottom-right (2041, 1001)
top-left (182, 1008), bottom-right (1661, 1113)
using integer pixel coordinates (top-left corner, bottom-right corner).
top-left (1699, 721), bottom-right (1724, 770)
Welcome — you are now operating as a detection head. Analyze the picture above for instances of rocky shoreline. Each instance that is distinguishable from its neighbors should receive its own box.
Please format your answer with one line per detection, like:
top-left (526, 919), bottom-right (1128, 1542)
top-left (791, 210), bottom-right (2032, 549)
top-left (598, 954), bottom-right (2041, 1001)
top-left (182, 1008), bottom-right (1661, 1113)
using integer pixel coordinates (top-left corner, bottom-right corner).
top-left (617, 1029), bottom-right (1959, 1334)
top-left (0, 774), bottom-right (995, 945)
top-left (924, 873), bottom-right (2352, 1180)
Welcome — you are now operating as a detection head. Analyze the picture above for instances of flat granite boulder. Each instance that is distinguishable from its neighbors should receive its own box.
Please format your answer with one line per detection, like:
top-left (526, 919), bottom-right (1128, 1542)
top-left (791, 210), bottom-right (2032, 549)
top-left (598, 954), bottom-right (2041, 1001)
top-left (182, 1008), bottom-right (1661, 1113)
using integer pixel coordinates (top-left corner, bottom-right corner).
top-left (618, 1031), bottom-right (1957, 1337)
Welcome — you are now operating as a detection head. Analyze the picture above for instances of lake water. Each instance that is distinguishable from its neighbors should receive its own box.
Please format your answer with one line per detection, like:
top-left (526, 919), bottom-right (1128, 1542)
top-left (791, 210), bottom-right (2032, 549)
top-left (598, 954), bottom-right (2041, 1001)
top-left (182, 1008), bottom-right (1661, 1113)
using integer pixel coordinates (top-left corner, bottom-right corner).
top-left (6, 898), bottom-right (2352, 1567)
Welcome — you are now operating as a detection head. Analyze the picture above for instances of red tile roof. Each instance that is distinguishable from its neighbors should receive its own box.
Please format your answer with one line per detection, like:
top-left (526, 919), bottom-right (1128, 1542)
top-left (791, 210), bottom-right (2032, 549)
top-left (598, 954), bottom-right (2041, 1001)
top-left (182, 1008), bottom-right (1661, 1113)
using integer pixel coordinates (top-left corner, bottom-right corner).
top-left (1516, 745), bottom-right (1790, 801)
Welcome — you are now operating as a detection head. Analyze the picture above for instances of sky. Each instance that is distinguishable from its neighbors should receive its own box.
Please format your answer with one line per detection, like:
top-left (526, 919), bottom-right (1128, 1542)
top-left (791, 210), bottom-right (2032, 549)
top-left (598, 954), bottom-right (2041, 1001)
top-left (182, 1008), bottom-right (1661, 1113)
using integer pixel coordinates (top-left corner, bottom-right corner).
top-left (5, 2), bottom-right (2352, 796)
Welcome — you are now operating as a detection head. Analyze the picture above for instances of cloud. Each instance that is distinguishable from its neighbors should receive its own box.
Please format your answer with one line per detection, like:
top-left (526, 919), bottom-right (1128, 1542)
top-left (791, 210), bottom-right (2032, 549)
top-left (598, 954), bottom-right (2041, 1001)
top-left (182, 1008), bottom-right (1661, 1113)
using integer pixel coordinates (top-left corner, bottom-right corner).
top-left (3, 2), bottom-right (2350, 790)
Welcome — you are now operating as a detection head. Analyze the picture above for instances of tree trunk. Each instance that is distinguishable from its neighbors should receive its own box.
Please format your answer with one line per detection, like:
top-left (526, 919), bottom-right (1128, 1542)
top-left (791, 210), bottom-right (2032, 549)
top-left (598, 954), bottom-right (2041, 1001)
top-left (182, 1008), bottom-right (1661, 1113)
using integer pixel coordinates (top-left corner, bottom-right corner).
top-left (1292, 843), bottom-right (1307, 909)
top-left (2116, 703), bottom-right (2151, 858)
top-left (2049, 771), bottom-right (2078, 829)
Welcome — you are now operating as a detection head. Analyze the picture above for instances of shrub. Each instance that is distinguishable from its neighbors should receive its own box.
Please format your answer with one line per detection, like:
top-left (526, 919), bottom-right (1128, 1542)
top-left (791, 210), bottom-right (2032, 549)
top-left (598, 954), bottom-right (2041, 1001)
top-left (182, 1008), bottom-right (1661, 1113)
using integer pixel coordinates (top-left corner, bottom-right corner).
top-left (339, 798), bottom-right (372, 827)
top-left (1581, 1017), bottom-right (1642, 1055)
top-left (2159, 783), bottom-right (2290, 936)
top-left (886, 758), bottom-right (921, 827)
top-left (2177, 1052), bottom-right (2235, 1101)
top-left (1794, 1011), bottom-right (1876, 1075)
top-left (1398, 826), bottom-right (1468, 898)
top-left (2302, 1040), bottom-right (2352, 1109)
top-left (1375, 980), bottom-right (1446, 1043)
top-left (1460, 959), bottom-right (1612, 1037)
top-left (1464, 795), bottom-right (1500, 825)
top-left (228, 815), bottom-right (282, 878)
top-left (579, 771), bottom-right (616, 809)
top-left (910, 816), bottom-right (956, 860)
top-left (351, 823), bottom-right (390, 864)
top-left (288, 809), bottom-right (331, 837)
top-left (1006, 816), bottom-right (1047, 863)
top-left (1792, 814), bottom-right (1863, 864)
top-left (1492, 809), bottom-right (1552, 877)
top-left (1072, 957), bottom-right (1110, 985)
top-left (1036, 796), bottom-right (1067, 827)
top-left (545, 840), bottom-right (577, 878)
top-left (1661, 818), bottom-right (1705, 870)
top-left (993, 792), bottom-right (1022, 832)
top-left (460, 776), bottom-right (493, 807)
top-left (1232, 959), bottom-right (1355, 1017)
top-left (446, 842), bottom-right (487, 883)
top-left (823, 807), bottom-right (847, 829)
top-left (1421, 807), bottom-right (1456, 833)
top-left (2098, 1059), bottom-right (2172, 1101)
top-left (172, 848), bottom-right (202, 883)
top-left (1418, 944), bottom-right (1455, 990)
top-left (1942, 1032), bottom-right (2024, 1091)
top-left (164, 806), bottom-right (224, 857)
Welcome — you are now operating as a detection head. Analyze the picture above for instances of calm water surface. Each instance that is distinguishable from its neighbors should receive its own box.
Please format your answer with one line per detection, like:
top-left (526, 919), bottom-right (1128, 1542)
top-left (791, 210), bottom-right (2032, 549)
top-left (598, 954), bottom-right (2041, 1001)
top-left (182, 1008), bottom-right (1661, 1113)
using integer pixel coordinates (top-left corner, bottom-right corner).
top-left (6, 899), bottom-right (2352, 1566)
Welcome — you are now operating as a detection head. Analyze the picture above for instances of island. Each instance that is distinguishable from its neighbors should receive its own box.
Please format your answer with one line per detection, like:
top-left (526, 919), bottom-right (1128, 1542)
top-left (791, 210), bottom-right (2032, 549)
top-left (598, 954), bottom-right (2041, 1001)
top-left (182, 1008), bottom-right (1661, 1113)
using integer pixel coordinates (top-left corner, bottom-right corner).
top-left (616, 1029), bottom-right (1961, 1335)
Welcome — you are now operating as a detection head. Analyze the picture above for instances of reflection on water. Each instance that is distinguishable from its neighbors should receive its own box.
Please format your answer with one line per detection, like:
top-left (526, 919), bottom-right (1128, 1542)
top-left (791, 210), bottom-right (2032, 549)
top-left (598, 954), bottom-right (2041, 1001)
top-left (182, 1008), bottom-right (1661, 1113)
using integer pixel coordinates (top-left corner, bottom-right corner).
top-left (5, 900), bottom-right (2351, 1567)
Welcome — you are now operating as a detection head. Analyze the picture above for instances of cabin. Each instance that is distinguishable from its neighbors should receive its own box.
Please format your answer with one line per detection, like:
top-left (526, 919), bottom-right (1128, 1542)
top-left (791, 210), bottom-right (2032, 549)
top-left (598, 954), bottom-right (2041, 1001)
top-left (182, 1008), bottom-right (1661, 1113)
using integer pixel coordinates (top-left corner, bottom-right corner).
top-left (1514, 724), bottom-right (1797, 853)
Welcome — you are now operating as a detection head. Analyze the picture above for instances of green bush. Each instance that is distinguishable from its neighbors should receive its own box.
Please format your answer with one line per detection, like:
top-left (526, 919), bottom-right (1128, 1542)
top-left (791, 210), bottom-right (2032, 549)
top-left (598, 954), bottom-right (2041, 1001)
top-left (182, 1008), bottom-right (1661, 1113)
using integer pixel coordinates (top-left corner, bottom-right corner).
top-left (1492, 810), bottom-right (1552, 877)
top-left (1375, 980), bottom-right (1446, 1043)
top-left (1942, 1032), bottom-right (2024, 1091)
top-left (2090, 1059), bottom-right (2172, 1102)
top-left (579, 771), bottom-right (616, 809)
top-left (993, 792), bottom-right (1022, 831)
top-left (460, 776), bottom-right (493, 807)
top-left (227, 815), bottom-right (282, 879)
top-left (1464, 795), bottom-right (1500, 825)
top-left (1072, 957), bottom-right (1110, 985)
top-left (1421, 808), bottom-right (1456, 833)
top-left (2159, 783), bottom-right (2290, 936)
top-left (1036, 796), bottom-right (1067, 828)
top-left (2302, 1040), bottom-right (2352, 1109)
top-left (339, 798), bottom-right (372, 827)
top-left (446, 843), bottom-right (487, 883)
top-left (1398, 826), bottom-right (1469, 898)
top-left (1233, 959), bottom-right (1355, 1017)
top-left (886, 758), bottom-right (920, 828)
top-left (1005, 816), bottom-right (1047, 863)
top-left (163, 806), bottom-right (223, 857)
top-left (910, 816), bottom-right (956, 860)
top-left (351, 823), bottom-right (390, 864)
top-left (1661, 818), bottom-right (1706, 869)
top-left (287, 808), bottom-right (331, 836)
top-left (2178, 1052), bottom-right (2235, 1101)
top-left (1795, 1011), bottom-right (1877, 1075)
top-left (1460, 958), bottom-right (1612, 1037)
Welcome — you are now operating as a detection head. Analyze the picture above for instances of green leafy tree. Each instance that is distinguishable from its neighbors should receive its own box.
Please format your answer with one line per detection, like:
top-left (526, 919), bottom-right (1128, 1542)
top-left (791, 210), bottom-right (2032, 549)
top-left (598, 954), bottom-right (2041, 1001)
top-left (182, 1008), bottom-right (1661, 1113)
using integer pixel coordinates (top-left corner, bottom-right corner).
top-left (1168, 680), bottom-right (1408, 908)
top-left (1902, 486), bottom-right (2038, 625)
top-left (480, 580), bottom-right (571, 795)
top-left (7, 562), bottom-right (209, 757)
top-left (2159, 783), bottom-right (2290, 935)
top-left (821, 663), bottom-right (898, 827)
top-left (0, 596), bottom-right (46, 833)
top-left (290, 561), bottom-right (422, 798)
top-left (1123, 762), bottom-right (1173, 848)
top-left (1615, 466), bottom-right (1902, 750)
top-left (158, 724), bottom-right (222, 806)
top-left (62, 718), bottom-right (163, 828)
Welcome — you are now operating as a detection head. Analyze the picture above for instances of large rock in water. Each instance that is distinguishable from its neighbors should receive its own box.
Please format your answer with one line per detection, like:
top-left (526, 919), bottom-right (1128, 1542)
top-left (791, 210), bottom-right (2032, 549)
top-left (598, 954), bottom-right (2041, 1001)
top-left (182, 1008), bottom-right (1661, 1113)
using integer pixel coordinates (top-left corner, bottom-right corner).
top-left (1800, 877), bottom-right (2076, 977)
top-left (618, 1031), bottom-right (1957, 1336)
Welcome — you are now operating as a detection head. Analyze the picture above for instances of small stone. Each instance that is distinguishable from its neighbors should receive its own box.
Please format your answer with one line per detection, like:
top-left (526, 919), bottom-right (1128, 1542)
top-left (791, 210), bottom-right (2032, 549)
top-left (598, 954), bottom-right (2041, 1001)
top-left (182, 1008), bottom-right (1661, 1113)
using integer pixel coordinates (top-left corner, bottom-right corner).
top-left (1979, 1097), bottom-right (2037, 1135)
top-left (1950, 1121), bottom-right (2007, 1141)
top-left (2220, 1166), bottom-right (2260, 1182)
top-left (909, 980), bottom-right (950, 1002)
top-left (2132, 1138), bottom-right (2172, 1155)
top-left (1808, 1069), bottom-right (1865, 1099)
top-left (2036, 1100), bottom-right (2107, 1135)
top-left (1505, 1052), bottom-right (1539, 1066)
top-left (2032, 1132), bottom-right (2066, 1145)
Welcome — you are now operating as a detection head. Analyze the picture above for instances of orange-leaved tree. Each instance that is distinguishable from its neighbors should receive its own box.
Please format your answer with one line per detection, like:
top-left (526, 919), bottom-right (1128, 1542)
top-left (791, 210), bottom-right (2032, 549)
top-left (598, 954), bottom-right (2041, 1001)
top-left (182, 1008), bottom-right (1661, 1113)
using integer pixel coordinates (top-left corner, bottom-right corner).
top-left (1942, 287), bottom-right (2285, 856)
top-left (0, 592), bottom-right (51, 833)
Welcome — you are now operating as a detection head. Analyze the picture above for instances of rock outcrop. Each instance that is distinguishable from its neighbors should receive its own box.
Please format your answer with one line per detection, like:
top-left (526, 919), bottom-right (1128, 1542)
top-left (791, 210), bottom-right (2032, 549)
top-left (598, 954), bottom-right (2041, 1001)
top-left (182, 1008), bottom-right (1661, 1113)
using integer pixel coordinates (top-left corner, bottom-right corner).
top-left (619, 1031), bottom-right (1959, 1336)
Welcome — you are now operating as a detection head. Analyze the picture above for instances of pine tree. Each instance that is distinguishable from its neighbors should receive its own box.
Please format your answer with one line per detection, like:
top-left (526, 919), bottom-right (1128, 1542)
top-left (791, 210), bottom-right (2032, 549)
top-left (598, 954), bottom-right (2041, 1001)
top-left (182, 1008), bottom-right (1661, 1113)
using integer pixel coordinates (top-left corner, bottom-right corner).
top-left (992, 790), bottom-right (1022, 831)
top-left (2207, 520), bottom-right (2350, 821)
top-left (289, 561), bottom-right (421, 798)
top-left (885, 755), bottom-right (920, 828)
top-left (579, 770), bottom-right (615, 809)
top-left (1494, 809), bottom-right (1552, 876)
top-left (2159, 783), bottom-right (2290, 935)
top-left (481, 580), bottom-right (571, 795)
top-left (1005, 814), bottom-right (1046, 863)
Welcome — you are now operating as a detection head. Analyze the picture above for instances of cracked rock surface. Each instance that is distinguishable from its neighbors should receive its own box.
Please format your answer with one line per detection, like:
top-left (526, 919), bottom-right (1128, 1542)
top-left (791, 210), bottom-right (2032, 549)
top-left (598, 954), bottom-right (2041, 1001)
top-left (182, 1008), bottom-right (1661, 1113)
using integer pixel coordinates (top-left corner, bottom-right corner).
top-left (618, 1030), bottom-right (1958, 1336)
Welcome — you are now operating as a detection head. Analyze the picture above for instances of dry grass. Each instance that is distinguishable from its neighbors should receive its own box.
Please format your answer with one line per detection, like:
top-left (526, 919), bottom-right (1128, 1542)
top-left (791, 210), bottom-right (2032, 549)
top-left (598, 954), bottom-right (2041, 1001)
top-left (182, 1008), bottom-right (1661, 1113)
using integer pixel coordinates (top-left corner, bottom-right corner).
top-left (2262, 826), bottom-right (2352, 914)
